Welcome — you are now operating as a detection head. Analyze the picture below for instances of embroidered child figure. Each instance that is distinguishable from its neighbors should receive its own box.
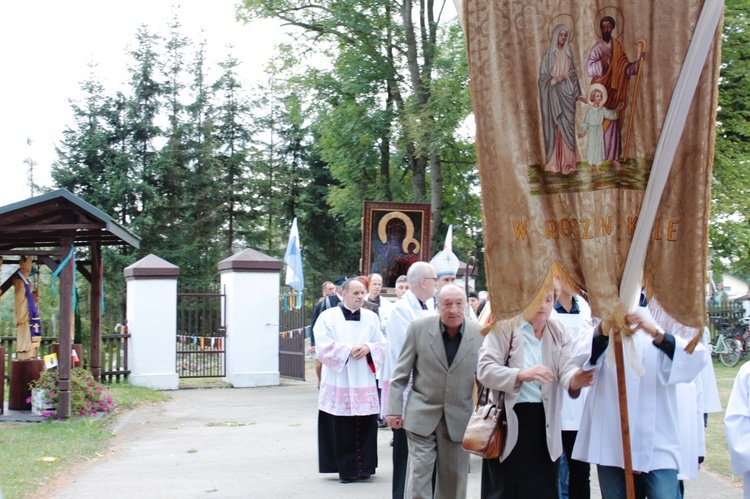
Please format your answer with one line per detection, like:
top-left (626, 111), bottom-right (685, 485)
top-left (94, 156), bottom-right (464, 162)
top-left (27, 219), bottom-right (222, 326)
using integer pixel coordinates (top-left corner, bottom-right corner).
top-left (578, 84), bottom-right (625, 173)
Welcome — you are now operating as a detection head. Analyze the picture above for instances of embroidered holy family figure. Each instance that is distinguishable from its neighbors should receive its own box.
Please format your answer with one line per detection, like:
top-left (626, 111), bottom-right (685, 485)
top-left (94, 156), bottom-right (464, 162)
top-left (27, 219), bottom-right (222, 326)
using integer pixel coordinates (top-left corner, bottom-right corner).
top-left (539, 14), bottom-right (646, 176)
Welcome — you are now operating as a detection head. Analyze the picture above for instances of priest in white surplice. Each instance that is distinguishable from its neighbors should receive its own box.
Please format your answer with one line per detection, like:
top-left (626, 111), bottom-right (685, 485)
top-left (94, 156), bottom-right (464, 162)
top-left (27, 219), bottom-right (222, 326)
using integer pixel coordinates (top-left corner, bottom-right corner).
top-left (315, 278), bottom-right (386, 483)
top-left (725, 361), bottom-right (750, 499)
top-left (571, 299), bottom-right (707, 499)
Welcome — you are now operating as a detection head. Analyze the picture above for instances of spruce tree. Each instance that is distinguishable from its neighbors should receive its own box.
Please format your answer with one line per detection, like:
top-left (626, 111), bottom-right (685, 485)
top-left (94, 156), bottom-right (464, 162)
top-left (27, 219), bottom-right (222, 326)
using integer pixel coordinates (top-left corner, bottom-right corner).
top-left (126, 24), bottom-right (164, 254)
top-left (213, 50), bottom-right (255, 253)
top-left (184, 37), bottom-right (225, 283)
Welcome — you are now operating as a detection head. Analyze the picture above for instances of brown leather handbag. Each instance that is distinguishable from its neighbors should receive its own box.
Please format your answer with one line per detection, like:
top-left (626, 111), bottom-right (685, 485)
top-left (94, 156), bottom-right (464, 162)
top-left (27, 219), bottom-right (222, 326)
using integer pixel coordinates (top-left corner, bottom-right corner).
top-left (461, 330), bottom-right (514, 459)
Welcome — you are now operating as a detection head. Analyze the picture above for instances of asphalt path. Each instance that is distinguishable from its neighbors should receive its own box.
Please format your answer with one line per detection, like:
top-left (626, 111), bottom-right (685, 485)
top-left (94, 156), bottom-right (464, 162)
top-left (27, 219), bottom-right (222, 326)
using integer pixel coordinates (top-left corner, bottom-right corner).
top-left (50, 377), bottom-right (744, 498)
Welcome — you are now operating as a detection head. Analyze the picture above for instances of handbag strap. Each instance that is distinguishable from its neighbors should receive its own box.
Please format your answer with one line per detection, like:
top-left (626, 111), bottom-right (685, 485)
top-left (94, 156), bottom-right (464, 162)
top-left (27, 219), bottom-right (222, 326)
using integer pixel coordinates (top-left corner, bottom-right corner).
top-left (505, 329), bottom-right (514, 367)
top-left (494, 330), bottom-right (514, 406)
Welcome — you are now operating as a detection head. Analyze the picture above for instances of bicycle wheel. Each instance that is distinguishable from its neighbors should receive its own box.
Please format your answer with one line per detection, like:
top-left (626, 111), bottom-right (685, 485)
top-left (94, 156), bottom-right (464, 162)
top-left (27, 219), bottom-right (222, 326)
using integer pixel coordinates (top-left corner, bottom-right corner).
top-left (719, 338), bottom-right (742, 367)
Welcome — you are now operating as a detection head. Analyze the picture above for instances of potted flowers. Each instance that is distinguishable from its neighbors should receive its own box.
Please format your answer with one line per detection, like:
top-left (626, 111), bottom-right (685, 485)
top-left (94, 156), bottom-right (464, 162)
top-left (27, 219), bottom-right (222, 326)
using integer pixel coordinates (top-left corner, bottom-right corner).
top-left (30, 385), bottom-right (56, 416)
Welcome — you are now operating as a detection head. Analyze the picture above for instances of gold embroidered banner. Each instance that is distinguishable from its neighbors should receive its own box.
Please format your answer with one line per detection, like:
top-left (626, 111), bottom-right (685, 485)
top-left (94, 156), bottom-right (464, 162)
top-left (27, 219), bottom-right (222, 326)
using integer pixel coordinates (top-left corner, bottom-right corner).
top-left (463, 1), bottom-right (721, 328)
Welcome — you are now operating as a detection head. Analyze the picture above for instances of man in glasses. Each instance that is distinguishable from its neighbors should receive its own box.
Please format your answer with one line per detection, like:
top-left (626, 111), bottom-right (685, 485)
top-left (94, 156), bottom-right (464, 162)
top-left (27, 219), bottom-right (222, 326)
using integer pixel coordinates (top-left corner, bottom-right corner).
top-left (381, 261), bottom-right (438, 498)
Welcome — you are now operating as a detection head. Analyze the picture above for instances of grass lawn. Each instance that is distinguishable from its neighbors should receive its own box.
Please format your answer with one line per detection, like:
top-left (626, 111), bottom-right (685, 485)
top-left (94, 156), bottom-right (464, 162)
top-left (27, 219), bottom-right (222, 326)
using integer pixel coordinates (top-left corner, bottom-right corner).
top-left (703, 358), bottom-right (748, 488)
top-left (0, 382), bottom-right (169, 499)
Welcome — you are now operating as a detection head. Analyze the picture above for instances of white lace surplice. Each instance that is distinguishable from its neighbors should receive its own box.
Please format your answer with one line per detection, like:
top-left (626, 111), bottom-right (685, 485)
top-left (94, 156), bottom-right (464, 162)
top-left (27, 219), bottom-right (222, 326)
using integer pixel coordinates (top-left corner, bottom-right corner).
top-left (315, 307), bottom-right (385, 416)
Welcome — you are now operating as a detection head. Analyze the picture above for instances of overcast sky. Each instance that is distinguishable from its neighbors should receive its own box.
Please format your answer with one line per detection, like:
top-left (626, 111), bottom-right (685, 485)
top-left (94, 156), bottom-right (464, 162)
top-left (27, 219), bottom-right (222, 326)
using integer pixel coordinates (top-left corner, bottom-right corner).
top-left (0, 1), bottom-right (460, 208)
top-left (0, 1), bottom-right (285, 205)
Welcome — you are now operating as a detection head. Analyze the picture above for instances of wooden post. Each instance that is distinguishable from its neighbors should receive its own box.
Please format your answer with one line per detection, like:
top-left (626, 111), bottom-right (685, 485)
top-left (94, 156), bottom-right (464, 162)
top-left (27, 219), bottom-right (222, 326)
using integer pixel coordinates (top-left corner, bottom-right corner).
top-left (613, 330), bottom-right (635, 499)
top-left (0, 346), bottom-right (4, 414)
top-left (57, 239), bottom-right (74, 419)
top-left (90, 243), bottom-right (102, 382)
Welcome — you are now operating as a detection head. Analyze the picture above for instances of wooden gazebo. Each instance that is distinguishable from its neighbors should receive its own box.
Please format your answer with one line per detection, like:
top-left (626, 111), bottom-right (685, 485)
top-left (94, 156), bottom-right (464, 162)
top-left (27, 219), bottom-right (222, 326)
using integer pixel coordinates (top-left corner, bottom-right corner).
top-left (0, 189), bottom-right (140, 418)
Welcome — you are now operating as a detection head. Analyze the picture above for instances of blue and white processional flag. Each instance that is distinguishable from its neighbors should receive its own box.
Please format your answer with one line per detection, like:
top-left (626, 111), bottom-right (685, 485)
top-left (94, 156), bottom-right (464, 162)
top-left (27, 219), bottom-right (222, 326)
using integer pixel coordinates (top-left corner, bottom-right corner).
top-left (284, 217), bottom-right (304, 308)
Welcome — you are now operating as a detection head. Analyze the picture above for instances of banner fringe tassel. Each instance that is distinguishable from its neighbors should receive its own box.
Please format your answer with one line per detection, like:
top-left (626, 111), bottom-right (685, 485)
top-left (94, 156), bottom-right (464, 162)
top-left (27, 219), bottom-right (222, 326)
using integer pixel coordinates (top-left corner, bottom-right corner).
top-left (647, 297), bottom-right (703, 354)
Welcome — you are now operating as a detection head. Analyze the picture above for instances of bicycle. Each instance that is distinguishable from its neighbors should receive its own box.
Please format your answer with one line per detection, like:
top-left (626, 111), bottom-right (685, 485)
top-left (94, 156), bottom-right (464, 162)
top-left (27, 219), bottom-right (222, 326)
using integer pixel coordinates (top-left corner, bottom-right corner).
top-left (736, 317), bottom-right (750, 358)
top-left (711, 327), bottom-right (743, 367)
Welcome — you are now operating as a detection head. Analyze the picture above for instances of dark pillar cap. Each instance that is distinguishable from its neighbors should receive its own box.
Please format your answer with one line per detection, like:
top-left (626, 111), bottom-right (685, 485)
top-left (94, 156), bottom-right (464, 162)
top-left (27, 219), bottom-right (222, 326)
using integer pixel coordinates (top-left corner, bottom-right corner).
top-left (124, 254), bottom-right (180, 280)
top-left (218, 248), bottom-right (283, 273)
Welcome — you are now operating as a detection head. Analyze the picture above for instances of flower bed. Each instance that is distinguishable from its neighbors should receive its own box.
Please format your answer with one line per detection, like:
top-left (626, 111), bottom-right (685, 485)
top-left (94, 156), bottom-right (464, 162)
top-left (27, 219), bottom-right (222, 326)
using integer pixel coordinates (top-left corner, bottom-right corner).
top-left (28, 368), bottom-right (117, 418)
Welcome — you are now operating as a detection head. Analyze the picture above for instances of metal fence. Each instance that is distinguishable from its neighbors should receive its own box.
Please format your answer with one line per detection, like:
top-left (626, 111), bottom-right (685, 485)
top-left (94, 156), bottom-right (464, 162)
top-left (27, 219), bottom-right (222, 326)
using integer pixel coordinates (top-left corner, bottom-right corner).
top-left (176, 285), bottom-right (226, 378)
top-left (279, 291), bottom-right (306, 381)
top-left (706, 301), bottom-right (746, 339)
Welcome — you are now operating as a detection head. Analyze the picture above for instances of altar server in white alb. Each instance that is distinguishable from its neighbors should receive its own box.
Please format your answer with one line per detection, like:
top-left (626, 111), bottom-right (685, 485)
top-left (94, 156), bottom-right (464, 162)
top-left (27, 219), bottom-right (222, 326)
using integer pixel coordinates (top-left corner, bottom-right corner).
top-left (571, 295), bottom-right (707, 499)
top-left (725, 361), bottom-right (750, 498)
top-left (699, 328), bottom-right (723, 422)
top-left (315, 278), bottom-right (386, 483)
top-left (551, 278), bottom-right (593, 499)
top-left (675, 326), bottom-right (722, 490)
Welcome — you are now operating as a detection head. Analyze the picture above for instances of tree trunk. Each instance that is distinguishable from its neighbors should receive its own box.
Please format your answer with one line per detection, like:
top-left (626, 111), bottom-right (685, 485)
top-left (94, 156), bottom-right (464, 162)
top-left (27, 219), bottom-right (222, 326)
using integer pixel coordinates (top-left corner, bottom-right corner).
top-left (429, 152), bottom-right (442, 249)
top-left (403, 0), bottom-right (426, 105)
top-left (379, 128), bottom-right (392, 200)
top-left (412, 153), bottom-right (428, 201)
top-left (403, 0), bottom-right (441, 213)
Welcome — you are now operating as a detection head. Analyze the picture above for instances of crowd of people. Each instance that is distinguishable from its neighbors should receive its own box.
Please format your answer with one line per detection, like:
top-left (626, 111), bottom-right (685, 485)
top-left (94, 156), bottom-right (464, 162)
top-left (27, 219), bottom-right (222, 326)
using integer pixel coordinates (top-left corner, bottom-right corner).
top-left (308, 249), bottom-right (749, 498)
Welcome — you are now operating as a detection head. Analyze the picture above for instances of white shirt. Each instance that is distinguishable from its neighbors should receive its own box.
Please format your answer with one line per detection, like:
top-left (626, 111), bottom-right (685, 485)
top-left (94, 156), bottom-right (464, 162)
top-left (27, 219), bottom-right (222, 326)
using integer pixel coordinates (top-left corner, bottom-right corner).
top-left (517, 323), bottom-right (543, 403)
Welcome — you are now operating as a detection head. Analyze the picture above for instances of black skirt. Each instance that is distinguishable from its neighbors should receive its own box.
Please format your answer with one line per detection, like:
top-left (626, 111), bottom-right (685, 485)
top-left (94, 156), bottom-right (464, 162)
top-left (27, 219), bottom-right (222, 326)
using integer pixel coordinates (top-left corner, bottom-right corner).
top-left (318, 411), bottom-right (378, 479)
top-left (481, 402), bottom-right (559, 499)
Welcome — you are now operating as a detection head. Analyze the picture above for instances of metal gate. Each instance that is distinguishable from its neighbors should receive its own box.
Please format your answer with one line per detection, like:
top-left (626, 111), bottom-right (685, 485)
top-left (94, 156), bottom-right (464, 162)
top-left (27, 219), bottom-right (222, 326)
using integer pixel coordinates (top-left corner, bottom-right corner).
top-left (279, 292), bottom-right (306, 380)
top-left (176, 285), bottom-right (226, 378)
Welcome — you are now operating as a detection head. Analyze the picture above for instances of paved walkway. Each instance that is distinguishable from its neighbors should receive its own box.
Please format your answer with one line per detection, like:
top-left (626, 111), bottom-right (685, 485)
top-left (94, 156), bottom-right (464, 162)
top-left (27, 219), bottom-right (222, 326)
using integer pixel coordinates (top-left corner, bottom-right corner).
top-left (51, 377), bottom-right (744, 498)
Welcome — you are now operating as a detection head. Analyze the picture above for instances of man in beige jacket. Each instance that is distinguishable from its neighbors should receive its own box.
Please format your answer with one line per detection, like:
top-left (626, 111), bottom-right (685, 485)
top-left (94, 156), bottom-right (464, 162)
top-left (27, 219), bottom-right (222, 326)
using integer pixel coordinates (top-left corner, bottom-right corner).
top-left (386, 284), bottom-right (482, 499)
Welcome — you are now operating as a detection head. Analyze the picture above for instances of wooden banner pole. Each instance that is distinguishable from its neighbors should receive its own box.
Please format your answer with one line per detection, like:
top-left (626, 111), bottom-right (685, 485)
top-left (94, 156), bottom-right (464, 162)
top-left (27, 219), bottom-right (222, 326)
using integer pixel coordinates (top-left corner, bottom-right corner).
top-left (614, 329), bottom-right (635, 499)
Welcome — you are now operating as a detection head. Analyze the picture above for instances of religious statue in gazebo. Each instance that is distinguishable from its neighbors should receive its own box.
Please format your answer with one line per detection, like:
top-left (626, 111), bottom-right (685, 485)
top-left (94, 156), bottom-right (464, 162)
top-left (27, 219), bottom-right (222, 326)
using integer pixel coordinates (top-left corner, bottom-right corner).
top-left (13, 255), bottom-right (42, 360)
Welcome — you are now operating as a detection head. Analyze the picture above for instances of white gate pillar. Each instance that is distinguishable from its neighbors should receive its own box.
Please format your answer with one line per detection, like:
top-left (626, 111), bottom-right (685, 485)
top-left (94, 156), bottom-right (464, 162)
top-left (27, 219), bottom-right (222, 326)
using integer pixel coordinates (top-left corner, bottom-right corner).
top-left (219, 248), bottom-right (281, 387)
top-left (124, 254), bottom-right (180, 390)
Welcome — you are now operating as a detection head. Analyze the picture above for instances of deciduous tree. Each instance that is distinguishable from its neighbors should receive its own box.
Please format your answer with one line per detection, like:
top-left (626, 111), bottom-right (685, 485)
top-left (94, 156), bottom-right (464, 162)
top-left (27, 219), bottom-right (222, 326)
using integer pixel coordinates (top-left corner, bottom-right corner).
top-left (711, 0), bottom-right (750, 279)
